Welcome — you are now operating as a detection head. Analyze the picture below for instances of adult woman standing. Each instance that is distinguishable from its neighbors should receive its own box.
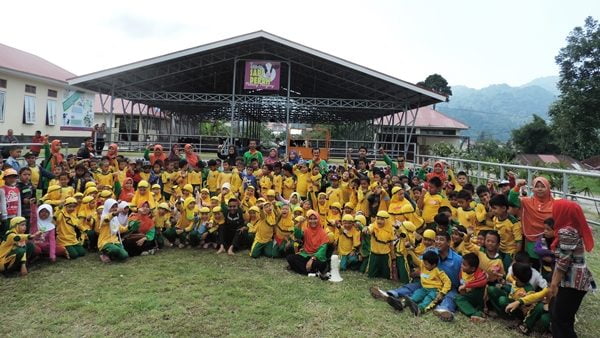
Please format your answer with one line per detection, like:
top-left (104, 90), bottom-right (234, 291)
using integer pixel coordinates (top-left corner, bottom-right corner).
top-left (94, 123), bottom-right (106, 155)
top-left (548, 199), bottom-right (595, 338)
top-left (509, 177), bottom-right (554, 266)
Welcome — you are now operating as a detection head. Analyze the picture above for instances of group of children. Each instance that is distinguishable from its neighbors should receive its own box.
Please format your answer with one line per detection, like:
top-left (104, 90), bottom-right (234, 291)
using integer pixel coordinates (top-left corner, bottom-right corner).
top-left (0, 141), bottom-right (568, 335)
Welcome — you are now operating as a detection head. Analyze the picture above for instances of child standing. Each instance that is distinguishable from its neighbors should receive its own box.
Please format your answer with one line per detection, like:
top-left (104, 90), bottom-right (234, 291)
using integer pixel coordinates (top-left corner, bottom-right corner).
top-left (0, 168), bottom-right (22, 238)
top-left (364, 211), bottom-right (395, 279)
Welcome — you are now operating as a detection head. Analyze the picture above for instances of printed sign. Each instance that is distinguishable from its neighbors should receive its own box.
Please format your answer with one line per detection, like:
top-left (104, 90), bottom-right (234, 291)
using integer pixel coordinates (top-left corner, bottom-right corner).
top-left (244, 60), bottom-right (281, 90)
top-left (61, 90), bottom-right (94, 131)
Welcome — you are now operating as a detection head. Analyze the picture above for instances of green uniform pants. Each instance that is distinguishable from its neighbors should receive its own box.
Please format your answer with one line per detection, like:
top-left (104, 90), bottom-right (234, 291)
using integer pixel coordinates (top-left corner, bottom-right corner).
top-left (367, 253), bottom-right (390, 279)
top-left (101, 243), bottom-right (129, 261)
top-left (340, 254), bottom-right (360, 271)
top-left (455, 288), bottom-right (485, 318)
top-left (65, 244), bottom-right (86, 259)
top-left (250, 241), bottom-right (274, 258)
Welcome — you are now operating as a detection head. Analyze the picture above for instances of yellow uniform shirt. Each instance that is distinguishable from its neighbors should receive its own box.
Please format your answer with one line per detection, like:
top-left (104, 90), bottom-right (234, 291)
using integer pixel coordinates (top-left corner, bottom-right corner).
top-left (422, 192), bottom-right (450, 223)
top-left (188, 170), bottom-right (202, 186)
top-left (97, 215), bottom-right (128, 249)
top-left (254, 212), bottom-right (276, 244)
top-left (368, 223), bottom-right (394, 255)
top-left (95, 171), bottom-right (115, 188)
top-left (293, 167), bottom-right (310, 197)
top-left (457, 207), bottom-right (478, 230)
top-left (29, 166), bottom-right (41, 188)
top-left (326, 187), bottom-right (343, 207)
top-left (272, 174), bottom-right (283, 195)
top-left (206, 170), bottom-right (220, 193)
top-left (282, 176), bottom-right (295, 199)
top-left (494, 216), bottom-right (522, 255)
top-left (56, 210), bottom-right (85, 247)
top-left (338, 227), bottom-right (360, 255)
top-left (217, 171), bottom-right (233, 190)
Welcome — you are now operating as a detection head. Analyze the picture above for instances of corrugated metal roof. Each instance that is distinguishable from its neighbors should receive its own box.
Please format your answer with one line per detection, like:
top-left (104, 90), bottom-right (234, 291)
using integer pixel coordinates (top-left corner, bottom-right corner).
top-left (0, 43), bottom-right (75, 82)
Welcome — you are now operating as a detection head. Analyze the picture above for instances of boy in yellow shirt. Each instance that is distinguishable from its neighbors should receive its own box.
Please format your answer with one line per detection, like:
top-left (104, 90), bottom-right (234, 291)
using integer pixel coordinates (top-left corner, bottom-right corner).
top-left (293, 162), bottom-right (310, 199)
top-left (418, 177), bottom-right (450, 228)
top-left (489, 194), bottom-right (522, 256)
top-left (205, 160), bottom-right (220, 196)
top-left (363, 211), bottom-right (394, 279)
top-left (338, 214), bottom-right (361, 271)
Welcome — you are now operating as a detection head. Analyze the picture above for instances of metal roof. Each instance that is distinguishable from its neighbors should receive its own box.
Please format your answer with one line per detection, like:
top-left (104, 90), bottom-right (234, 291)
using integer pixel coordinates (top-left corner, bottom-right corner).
top-left (69, 31), bottom-right (446, 124)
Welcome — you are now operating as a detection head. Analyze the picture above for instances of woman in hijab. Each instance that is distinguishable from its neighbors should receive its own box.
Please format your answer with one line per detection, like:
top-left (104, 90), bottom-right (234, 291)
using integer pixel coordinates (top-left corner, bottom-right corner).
top-left (123, 201), bottom-right (157, 256)
top-left (42, 137), bottom-right (65, 173)
top-left (286, 210), bottom-right (330, 276)
top-left (287, 151), bottom-right (300, 165)
top-left (106, 143), bottom-right (119, 170)
top-left (548, 199), bottom-right (595, 338)
top-left (119, 178), bottom-right (135, 203)
top-left (168, 144), bottom-right (183, 162)
top-left (145, 144), bottom-right (168, 166)
top-left (183, 144), bottom-right (200, 168)
top-left (97, 199), bottom-right (129, 263)
top-left (509, 177), bottom-right (554, 266)
top-left (217, 145), bottom-right (237, 167)
top-left (264, 148), bottom-right (279, 166)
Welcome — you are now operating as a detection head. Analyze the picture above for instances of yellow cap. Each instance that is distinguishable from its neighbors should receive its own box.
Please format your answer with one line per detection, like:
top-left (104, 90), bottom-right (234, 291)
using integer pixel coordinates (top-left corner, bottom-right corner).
top-left (329, 202), bottom-right (342, 210)
top-left (354, 214), bottom-right (367, 226)
top-left (85, 181), bottom-right (97, 189)
top-left (376, 211), bottom-right (390, 218)
top-left (212, 206), bottom-right (222, 213)
top-left (210, 196), bottom-right (219, 201)
top-left (199, 207), bottom-right (211, 213)
top-left (201, 188), bottom-right (210, 194)
top-left (152, 184), bottom-right (161, 190)
top-left (401, 221), bottom-right (416, 232)
top-left (248, 206), bottom-right (260, 213)
top-left (293, 206), bottom-right (303, 213)
top-left (97, 206), bottom-right (104, 211)
top-left (64, 197), bottom-right (78, 205)
top-left (73, 192), bottom-right (84, 198)
top-left (257, 198), bottom-right (266, 203)
top-left (158, 202), bottom-right (170, 210)
top-left (423, 229), bottom-right (436, 240)
top-left (100, 190), bottom-right (112, 198)
top-left (344, 202), bottom-right (355, 209)
top-left (245, 185), bottom-right (255, 191)
top-left (294, 215), bottom-right (305, 222)
top-left (48, 185), bottom-right (61, 193)
top-left (138, 180), bottom-right (149, 188)
top-left (183, 184), bottom-right (193, 193)
top-left (392, 186), bottom-right (403, 195)
top-left (84, 187), bottom-right (98, 195)
top-left (82, 196), bottom-right (94, 204)
top-left (266, 189), bottom-right (276, 197)
top-left (342, 214), bottom-right (355, 222)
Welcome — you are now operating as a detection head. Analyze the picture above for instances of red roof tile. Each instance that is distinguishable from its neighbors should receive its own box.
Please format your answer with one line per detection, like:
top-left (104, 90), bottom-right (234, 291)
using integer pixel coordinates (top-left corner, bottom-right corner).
top-left (375, 105), bottom-right (469, 129)
top-left (0, 43), bottom-right (75, 82)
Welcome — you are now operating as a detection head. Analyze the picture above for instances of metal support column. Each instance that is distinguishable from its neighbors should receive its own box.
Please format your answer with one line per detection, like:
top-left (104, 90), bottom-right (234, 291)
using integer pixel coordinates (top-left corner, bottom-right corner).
top-left (285, 61), bottom-right (291, 157)
top-left (230, 59), bottom-right (238, 144)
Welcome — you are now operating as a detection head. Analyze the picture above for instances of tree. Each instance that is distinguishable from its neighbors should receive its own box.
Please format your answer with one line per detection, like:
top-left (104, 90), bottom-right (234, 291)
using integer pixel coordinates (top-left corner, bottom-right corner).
top-left (511, 114), bottom-right (559, 154)
top-left (417, 74), bottom-right (452, 99)
top-left (550, 16), bottom-right (600, 160)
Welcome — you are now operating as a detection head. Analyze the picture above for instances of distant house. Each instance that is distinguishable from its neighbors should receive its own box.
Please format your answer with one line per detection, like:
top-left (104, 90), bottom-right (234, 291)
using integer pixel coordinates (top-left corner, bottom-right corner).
top-left (581, 155), bottom-right (600, 171)
top-left (375, 105), bottom-right (470, 158)
top-left (515, 154), bottom-right (584, 170)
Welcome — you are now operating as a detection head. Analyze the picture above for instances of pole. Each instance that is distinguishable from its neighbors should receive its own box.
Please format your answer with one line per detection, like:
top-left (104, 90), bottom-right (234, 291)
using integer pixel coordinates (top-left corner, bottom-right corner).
top-left (285, 61), bottom-right (291, 157)
top-left (108, 84), bottom-right (115, 145)
top-left (230, 59), bottom-right (238, 145)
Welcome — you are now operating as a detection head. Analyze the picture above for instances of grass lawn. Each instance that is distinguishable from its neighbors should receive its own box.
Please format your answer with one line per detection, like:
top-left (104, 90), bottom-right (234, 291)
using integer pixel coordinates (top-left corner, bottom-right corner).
top-left (2, 234), bottom-right (600, 338)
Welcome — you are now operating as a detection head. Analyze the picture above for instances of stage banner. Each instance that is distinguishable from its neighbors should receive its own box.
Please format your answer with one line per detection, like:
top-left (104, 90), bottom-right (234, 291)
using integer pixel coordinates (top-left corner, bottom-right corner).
top-left (244, 60), bottom-right (281, 90)
top-left (61, 89), bottom-right (94, 131)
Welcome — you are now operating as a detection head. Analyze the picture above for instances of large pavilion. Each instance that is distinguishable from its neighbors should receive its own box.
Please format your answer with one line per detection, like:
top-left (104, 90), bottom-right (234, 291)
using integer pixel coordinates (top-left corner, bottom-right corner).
top-left (69, 31), bottom-right (446, 156)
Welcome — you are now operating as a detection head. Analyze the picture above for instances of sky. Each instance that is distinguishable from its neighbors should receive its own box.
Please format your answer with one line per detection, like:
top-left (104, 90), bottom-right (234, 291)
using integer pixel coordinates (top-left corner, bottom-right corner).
top-left (2, 0), bottom-right (598, 88)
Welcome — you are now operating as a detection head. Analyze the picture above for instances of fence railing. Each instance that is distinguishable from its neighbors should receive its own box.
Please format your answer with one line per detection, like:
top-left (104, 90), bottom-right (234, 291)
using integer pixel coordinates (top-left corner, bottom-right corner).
top-left (0, 142), bottom-right (70, 167)
top-left (413, 155), bottom-right (600, 226)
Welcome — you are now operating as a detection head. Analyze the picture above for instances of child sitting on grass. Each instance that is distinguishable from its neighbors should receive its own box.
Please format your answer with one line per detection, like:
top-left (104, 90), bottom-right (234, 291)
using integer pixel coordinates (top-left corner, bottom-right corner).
top-left (389, 250), bottom-right (452, 316)
top-left (454, 253), bottom-right (488, 322)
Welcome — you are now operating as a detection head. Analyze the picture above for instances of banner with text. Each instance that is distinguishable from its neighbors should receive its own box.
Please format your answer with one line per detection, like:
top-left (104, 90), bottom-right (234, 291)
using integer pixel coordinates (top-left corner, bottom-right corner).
top-left (61, 90), bottom-right (94, 131)
top-left (244, 60), bottom-right (281, 90)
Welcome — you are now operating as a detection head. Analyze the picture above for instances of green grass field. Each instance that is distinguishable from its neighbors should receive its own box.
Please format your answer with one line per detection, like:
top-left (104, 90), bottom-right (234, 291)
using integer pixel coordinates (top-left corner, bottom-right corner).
top-left (1, 234), bottom-right (600, 338)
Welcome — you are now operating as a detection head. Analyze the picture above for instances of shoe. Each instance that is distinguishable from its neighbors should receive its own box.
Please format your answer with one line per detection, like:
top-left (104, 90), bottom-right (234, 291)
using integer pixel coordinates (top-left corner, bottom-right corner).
top-left (319, 272), bottom-right (331, 281)
top-left (148, 249), bottom-right (156, 255)
top-left (99, 254), bottom-right (111, 263)
top-left (141, 251), bottom-right (149, 256)
top-left (369, 286), bottom-right (389, 301)
top-left (387, 297), bottom-right (405, 312)
top-left (405, 298), bottom-right (420, 316)
top-left (470, 315), bottom-right (486, 323)
top-left (434, 308), bottom-right (454, 322)
top-left (178, 244), bottom-right (186, 249)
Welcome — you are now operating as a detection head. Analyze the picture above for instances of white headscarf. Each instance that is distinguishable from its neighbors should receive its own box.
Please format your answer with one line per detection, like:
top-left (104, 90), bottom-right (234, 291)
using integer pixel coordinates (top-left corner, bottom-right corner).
top-left (37, 204), bottom-right (55, 232)
top-left (102, 199), bottom-right (121, 235)
top-left (117, 201), bottom-right (130, 225)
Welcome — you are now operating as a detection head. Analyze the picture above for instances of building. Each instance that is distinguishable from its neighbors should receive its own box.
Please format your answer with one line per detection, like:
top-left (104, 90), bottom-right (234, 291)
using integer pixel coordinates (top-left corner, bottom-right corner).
top-left (515, 154), bottom-right (584, 170)
top-left (376, 105), bottom-right (470, 158)
top-left (0, 43), bottom-right (96, 144)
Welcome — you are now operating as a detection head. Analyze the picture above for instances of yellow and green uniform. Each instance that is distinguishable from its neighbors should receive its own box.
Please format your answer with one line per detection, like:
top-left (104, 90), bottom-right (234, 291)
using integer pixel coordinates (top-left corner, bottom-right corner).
top-left (206, 170), bottom-right (220, 194)
top-left (230, 169), bottom-right (242, 195)
top-left (217, 171), bottom-right (233, 190)
top-left (0, 227), bottom-right (34, 272)
top-left (273, 213), bottom-right (294, 257)
top-left (29, 165), bottom-right (41, 189)
top-left (250, 211), bottom-right (276, 258)
top-left (282, 176), bottom-right (295, 200)
top-left (457, 207), bottom-right (478, 230)
top-left (293, 166), bottom-right (310, 198)
top-left (94, 171), bottom-right (115, 188)
top-left (56, 208), bottom-right (87, 259)
top-left (408, 250), bottom-right (453, 311)
top-left (97, 214), bottom-right (129, 261)
top-left (161, 171), bottom-right (179, 195)
top-left (366, 222), bottom-right (394, 279)
top-left (422, 192), bottom-right (450, 224)
top-left (189, 170), bottom-right (203, 188)
top-left (259, 174), bottom-right (273, 194)
top-left (326, 186), bottom-right (343, 207)
top-left (463, 235), bottom-right (506, 281)
top-left (494, 215), bottom-right (522, 255)
top-left (272, 174), bottom-right (283, 195)
top-left (338, 227), bottom-right (361, 271)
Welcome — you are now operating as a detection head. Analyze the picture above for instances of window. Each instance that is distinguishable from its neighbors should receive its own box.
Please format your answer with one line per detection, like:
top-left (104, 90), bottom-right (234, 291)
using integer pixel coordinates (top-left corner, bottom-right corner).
top-left (25, 84), bottom-right (36, 94)
top-left (48, 89), bottom-right (58, 98)
top-left (46, 99), bottom-right (56, 126)
top-left (0, 79), bottom-right (6, 88)
top-left (0, 91), bottom-right (5, 122)
top-left (23, 95), bottom-right (36, 124)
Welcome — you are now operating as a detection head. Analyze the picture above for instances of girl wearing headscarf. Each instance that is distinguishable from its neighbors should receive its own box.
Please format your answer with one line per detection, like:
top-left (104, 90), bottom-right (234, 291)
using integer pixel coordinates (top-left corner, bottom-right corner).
top-left (144, 144), bottom-right (168, 166)
top-left (250, 201), bottom-right (278, 258)
top-left (168, 144), bottom-right (183, 163)
top-left (548, 200), bottom-right (595, 338)
top-left (97, 199), bottom-right (129, 263)
top-left (78, 196), bottom-right (99, 250)
top-left (119, 178), bottom-right (135, 203)
top-left (123, 201), bottom-right (157, 256)
top-left (56, 197), bottom-right (88, 259)
top-left (0, 217), bottom-right (40, 275)
top-left (131, 180), bottom-right (156, 210)
top-left (264, 148), bottom-right (279, 166)
top-left (273, 204), bottom-right (295, 258)
top-left (43, 137), bottom-right (64, 172)
top-left (106, 143), bottom-right (119, 170)
top-left (509, 177), bottom-right (554, 265)
top-left (286, 210), bottom-right (330, 275)
top-left (183, 144), bottom-right (199, 168)
top-left (31, 204), bottom-right (65, 262)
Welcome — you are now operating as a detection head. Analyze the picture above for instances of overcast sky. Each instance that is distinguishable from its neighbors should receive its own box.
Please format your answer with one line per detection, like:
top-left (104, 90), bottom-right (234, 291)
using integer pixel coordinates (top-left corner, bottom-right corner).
top-left (3, 0), bottom-right (598, 88)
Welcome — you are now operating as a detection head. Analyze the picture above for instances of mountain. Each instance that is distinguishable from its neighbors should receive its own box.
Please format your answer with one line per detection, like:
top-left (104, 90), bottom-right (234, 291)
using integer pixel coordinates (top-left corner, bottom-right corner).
top-left (436, 77), bottom-right (558, 141)
top-left (520, 76), bottom-right (560, 96)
